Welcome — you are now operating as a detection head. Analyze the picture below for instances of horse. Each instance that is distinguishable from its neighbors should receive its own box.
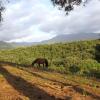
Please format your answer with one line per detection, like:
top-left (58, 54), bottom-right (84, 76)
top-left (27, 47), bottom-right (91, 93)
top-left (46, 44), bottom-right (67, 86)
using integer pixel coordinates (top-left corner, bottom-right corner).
top-left (32, 58), bottom-right (48, 69)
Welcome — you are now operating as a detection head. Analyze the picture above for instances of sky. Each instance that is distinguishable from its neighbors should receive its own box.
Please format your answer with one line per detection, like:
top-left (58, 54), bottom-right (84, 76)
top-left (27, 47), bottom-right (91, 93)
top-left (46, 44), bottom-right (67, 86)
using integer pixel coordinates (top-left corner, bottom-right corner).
top-left (0, 0), bottom-right (100, 42)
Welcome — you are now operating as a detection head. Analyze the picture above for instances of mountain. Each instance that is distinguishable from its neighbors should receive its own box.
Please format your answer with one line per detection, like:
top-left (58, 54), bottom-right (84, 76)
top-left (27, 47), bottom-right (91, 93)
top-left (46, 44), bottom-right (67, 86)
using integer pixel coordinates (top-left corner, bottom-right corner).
top-left (41, 33), bottom-right (100, 44)
top-left (11, 42), bottom-right (36, 47)
top-left (1, 33), bottom-right (99, 49)
top-left (0, 41), bottom-right (13, 49)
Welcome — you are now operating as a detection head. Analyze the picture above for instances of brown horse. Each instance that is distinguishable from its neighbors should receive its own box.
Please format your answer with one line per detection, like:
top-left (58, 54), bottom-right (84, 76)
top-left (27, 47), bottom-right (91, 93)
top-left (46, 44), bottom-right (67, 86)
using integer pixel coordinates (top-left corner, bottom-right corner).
top-left (32, 58), bottom-right (48, 68)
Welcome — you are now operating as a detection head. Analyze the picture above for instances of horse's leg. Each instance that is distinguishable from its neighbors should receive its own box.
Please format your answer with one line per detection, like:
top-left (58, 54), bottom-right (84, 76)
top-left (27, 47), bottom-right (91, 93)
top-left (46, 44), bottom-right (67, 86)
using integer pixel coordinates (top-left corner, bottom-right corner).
top-left (38, 64), bottom-right (40, 69)
top-left (43, 63), bottom-right (44, 69)
top-left (45, 63), bottom-right (47, 70)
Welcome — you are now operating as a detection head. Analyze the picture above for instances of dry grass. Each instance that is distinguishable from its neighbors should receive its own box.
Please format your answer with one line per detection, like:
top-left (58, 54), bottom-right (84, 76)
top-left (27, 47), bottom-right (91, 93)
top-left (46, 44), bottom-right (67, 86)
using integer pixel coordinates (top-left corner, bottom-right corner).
top-left (0, 63), bottom-right (100, 100)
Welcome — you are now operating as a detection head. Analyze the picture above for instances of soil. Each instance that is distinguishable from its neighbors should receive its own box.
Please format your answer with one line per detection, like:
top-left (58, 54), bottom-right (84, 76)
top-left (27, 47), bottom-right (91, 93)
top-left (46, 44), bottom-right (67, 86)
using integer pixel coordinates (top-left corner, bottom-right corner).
top-left (0, 63), bottom-right (100, 100)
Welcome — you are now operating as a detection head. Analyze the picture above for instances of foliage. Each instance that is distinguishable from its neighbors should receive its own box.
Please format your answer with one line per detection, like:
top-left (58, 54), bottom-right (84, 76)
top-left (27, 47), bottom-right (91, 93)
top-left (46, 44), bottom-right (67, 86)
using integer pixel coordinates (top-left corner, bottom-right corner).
top-left (0, 0), bottom-right (6, 22)
top-left (69, 64), bottom-right (80, 74)
top-left (95, 43), bottom-right (100, 63)
top-left (0, 39), bottom-right (100, 77)
top-left (0, 41), bottom-right (13, 49)
top-left (83, 69), bottom-right (100, 78)
top-left (48, 65), bottom-right (66, 73)
top-left (51, 0), bottom-right (89, 14)
top-left (89, 69), bottom-right (100, 78)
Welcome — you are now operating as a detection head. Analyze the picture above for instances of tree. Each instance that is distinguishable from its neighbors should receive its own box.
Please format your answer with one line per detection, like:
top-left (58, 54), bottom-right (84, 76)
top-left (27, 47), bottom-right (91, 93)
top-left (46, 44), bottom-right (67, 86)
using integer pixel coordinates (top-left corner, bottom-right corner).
top-left (51, 0), bottom-right (89, 14)
top-left (95, 43), bottom-right (100, 63)
top-left (0, 0), bottom-right (5, 22)
top-left (69, 64), bottom-right (80, 74)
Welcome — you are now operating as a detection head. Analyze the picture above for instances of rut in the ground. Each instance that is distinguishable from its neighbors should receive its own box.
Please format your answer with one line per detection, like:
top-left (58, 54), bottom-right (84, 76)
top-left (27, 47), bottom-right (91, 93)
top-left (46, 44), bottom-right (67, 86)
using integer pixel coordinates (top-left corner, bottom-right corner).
top-left (0, 63), bottom-right (100, 100)
top-left (0, 65), bottom-right (56, 100)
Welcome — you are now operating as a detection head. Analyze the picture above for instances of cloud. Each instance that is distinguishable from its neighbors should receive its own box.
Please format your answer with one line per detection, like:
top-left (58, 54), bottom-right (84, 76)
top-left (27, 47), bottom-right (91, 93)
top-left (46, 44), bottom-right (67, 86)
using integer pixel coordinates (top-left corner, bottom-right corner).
top-left (0, 0), bottom-right (100, 42)
top-left (40, 0), bottom-right (100, 34)
top-left (0, 0), bottom-right (53, 42)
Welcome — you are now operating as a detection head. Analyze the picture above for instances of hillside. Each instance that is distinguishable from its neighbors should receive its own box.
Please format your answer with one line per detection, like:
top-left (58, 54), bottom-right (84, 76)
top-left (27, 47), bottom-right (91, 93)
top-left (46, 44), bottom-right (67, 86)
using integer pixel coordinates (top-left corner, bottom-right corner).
top-left (0, 39), bottom-right (100, 77)
top-left (11, 42), bottom-right (35, 47)
top-left (0, 63), bottom-right (99, 100)
top-left (6, 33), bottom-right (100, 47)
top-left (0, 39), bottom-right (100, 100)
top-left (41, 33), bottom-right (100, 44)
top-left (0, 41), bottom-right (13, 49)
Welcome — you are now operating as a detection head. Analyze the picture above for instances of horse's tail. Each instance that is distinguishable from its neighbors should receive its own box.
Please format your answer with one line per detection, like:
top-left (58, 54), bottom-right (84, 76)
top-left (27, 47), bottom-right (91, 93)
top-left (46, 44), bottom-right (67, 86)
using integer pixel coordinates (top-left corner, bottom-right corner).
top-left (45, 59), bottom-right (48, 67)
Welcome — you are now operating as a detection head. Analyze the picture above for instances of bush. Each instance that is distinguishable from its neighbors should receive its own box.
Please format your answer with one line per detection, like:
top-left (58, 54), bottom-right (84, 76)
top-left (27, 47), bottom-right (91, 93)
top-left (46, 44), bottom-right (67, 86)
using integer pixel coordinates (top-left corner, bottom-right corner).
top-left (52, 59), bottom-right (65, 66)
top-left (89, 69), bottom-right (100, 78)
top-left (48, 66), bottom-right (66, 73)
top-left (79, 59), bottom-right (100, 71)
top-left (69, 64), bottom-right (80, 74)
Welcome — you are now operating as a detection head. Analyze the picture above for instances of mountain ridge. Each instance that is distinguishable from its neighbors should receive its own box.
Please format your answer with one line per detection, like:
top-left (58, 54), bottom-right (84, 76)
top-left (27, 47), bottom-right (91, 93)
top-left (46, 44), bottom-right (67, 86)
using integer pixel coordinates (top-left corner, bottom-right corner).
top-left (0, 33), bottom-right (99, 49)
top-left (41, 33), bottom-right (100, 44)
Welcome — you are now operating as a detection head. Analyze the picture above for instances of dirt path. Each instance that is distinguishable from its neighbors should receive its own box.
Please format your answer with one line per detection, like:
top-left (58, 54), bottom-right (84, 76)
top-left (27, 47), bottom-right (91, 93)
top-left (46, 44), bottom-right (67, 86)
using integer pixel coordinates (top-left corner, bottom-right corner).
top-left (0, 63), bottom-right (100, 100)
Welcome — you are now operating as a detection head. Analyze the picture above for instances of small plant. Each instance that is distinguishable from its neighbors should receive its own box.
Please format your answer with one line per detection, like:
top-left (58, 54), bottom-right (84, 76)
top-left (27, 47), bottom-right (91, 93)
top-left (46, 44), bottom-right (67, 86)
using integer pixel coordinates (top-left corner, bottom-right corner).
top-left (89, 69), bottom-right (100, 78)
top-left (82, 89), bottom-right (87, 97)
top-left (69, 64), bottom-right (80, 74)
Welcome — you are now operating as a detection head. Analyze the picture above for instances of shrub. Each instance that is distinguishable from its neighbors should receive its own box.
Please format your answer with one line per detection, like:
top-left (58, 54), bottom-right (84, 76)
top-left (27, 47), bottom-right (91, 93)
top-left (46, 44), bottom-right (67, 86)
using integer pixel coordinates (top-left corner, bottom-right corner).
top-left (48, 66), bottom-right (66, 73)
top-left (69, 64), bottom-right (80, 74)
top-left (89, 69), bottom-right (100, 78)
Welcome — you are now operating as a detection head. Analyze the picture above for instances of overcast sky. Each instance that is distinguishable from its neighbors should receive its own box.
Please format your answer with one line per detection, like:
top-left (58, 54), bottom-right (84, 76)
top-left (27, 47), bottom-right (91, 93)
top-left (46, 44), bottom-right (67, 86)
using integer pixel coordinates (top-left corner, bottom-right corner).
top-left (0, 0), bottom-right (100, 42)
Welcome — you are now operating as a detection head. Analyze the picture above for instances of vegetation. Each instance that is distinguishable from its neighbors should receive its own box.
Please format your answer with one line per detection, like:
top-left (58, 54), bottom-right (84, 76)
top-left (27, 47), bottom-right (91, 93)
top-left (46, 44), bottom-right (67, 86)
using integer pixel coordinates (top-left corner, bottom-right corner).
top-left (51, 0), bottom-right (83, 14)
top-left (0, 39), bottom-right (100, 78)
top-left (0, 0), bottom-right (6, 22)
top-left (95, 43), bottom-right (100, 63)
top-left (0, 41), bottom-right (13, 49)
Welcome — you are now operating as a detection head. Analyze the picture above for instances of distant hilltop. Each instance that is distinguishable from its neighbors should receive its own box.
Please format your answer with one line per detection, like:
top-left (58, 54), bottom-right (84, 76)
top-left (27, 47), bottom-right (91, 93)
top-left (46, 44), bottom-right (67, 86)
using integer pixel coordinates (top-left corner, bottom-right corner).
top-left (41, 33), bottom-right (100, 44)
top-left (0, 33), bottom-right (99, 49)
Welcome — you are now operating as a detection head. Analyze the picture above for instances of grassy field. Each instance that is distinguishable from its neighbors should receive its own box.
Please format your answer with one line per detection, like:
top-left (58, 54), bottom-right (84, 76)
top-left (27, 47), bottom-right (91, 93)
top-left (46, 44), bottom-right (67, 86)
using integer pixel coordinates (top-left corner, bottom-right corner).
top-left (0, 62), bottom-right (100, 100)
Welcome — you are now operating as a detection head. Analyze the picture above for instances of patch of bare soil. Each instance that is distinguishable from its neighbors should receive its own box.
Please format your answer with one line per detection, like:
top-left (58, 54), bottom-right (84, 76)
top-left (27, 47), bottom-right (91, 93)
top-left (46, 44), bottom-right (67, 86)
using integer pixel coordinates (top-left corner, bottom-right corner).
top-left (0, 63), bottom-right (100, 100)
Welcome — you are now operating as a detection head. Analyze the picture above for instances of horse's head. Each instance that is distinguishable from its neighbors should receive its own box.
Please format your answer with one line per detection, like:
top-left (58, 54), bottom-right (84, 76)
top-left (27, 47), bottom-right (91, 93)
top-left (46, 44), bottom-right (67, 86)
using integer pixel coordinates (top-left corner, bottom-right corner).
top-left (45, 59), bottom-right (48, 67)
top-left (32, 61), bottom-right (35, 66)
